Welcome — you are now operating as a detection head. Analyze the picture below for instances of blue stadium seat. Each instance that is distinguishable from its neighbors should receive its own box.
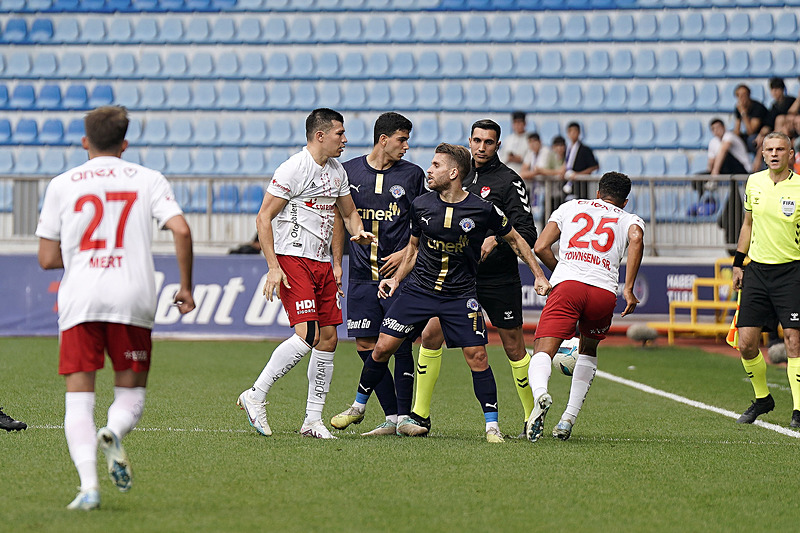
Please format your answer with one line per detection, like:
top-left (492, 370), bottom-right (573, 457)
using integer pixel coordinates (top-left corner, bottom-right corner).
top-left (583, 84), bottom-right (604, 111)
top-left (564, 14), bottom-right (588, 42)
top-left (633, 119), bottom-right (657, 149)
top-left (193, 118), bottom-right (218, 146)
top-left (563, 50), bottom-right (586, 77)
top-left (605, 84), bottom-right (627, 111)
top-left (3, 19), bottom-right (28, 43)
top-left (240, 53), bottom-right (265, 78)
top-left (703, 49), bottom-right (726, 77)
top-left (185, 184), bottom-right (208, 211)
top-left (10, 84), bottom-right (35, 109)
top-left (540, 50), bottom-right (563, 78)
top-left (539, 14), bottom-right (562, 41)
top-left (338, 53), bottom-right (362, 79)
top-left (266, 119), bottom-right (292, 147)
top-left (15, 148), bottom-right (40, 174)
top-left (63, 85), bottom-right (88, 109)
top-left (294, 82), bottom-right (318, 109)
top-left (658, 12), bottom-right (681, 41)
top-left (66, 145), bottom-right (87, 167)
top-left (35, 84), bottom-right (61, 110)
top-left (89, 85), bottom-right (113, 107)
top-left (110, 52), bottom-right (136, 78)
top-left (441, 120), bottom-right (465, 144)
top-left (191, 152), bottom-right (217, 176)
top-left (266, 83), bottom-right (291, 109)
top-left (610, 50), bottom-right (633, 78)
top-left (489, 84), bottom-right (512, 110)
top-left (586, 50), bottom-right (610, 78)
top-left (418, 51), bottom-right (442, 78)
top-left (513, 15), bottom-right (537, 41)
top-left (490, 50), bottom-right (514, 78)
top-left (0, 155), bottom-right (13, 178)
top-left (0, 119), bottom-right (10, 144)
top-left (599, 153), bottom-right (621, 175)
top-left (242, 119), bottom-right (268, 145)
top-left (289, 52), bottom-right (315, 79)
top-left (622, 154), bottom-right (644, 177)
top-left (30, 18), bottom-right (54, 43)
top-left (243, 84), bottom-right (267, 109)
top-left (265, 149), bottom-right (291, 175)
top-left (656, 49), bottom-right (679, 77)
top-left (265, 52), bottom-right (289, 78)
top-left (137, 52), bottom-right (162, 78)
top-left (163, 52), bottom-right (189, 78)
top-left (140, 83), bottom-right (167, 109)
top-left (560, 84), bottom-right (582, 112)
top-left (512, 85), bottom-right (535, 110)
top-left (655, 119), bottom-right (680, 148)
top-left (587, 13), bottom-right (611, 41)
top-left (160, 19), bottom-right (185, 44)
top-left (464, 15), bottom-right (488, 42)
top-left (703, 12), bottom-right (727, 41)
top-left (39, 119), bottom-right (64, 145)
top-left (31, 52), bottom-right (57, 78)
top-left (53, 18), bottom-right (80, 44)
top-left (239, 183), bottom-right (264, 211)
top-left (440, 84), bottom-right (465, 112)
top-left (682, 12), bottom-right (704, 41)
top-left (40, 150), bottom-right (67, 175)
top-left (63, 119), bottom-right (84, 145)
top-left (287, 18), bottom-right (313, 43)
top-left (238, 19), bottom-right (262, 43)
top-left (211, 17), bottom-right (236, 43)
top-left (7, 52), bottom-right (32, 78)
top-left (240, 150), bottom-right (267, 177)
top-left (216, 51), bottom-right (240, 79)
top-left (141, 118), bottom-right (168, 145)
top-left (750, 13), bottom-right (774, 40)
top-left (364, 52), bottom-right (390, 79)
top-left (535, 85), bottom-right (559, 112)
top-left (608, 120), bottom-right (633, 149)
top-left (515, 50), bottom-right (538, 78)
top-left (465, 51), bottom-right (489, 78)
top-left (390, 52), bottom-right (415, 78)
top-left (689, 154), bottom-right (708, 175)
top-left (217, 150), bottom-right (241, 176)
top-left (81, 18), bottom-right (107, 44)
top-left (650, 85), bottom-right (674, 112)
top-left (612, 13), bottom-right (635, 41)
top-left (627, 84), bottom-right (649, 112)
top-left (0, 85), bottom-right (7, 109)
top-left (667, 153), bottom-right (690, 176)
top-left (584, 120), bottom-right (609, 148)
top-left (126, 120), bottom-right (142, 144)
top-left (365, 16), bottom-right (389, 43)
top-left (696, 84), bottom-right (719, 111)
top-left (727, 50), bottom-right (749, 77)
top-left (186, 18), bottom-right (210, 43)
top-left (774, 13), bottom-right (798, 40)
top-left (644, 154), bottom-right (667, 177)
top-left (679, 119), bottom-right (705, 149)
top-left (83, 52), bottom-right (109, 78)
top-left (218, 83), bottom-right (242, 109)
top-left (346, 117), bottom-right (369, 146)
top-left (387, 16), bottom-right (411, 41)
top-left (167, 150), bottom-right (192, 175)
top-left (488, 15), bottom-right (513, 42)
top-left (191, 82), bottom-right (216, 108)
top-left (634, 13), bottom-right (658, 41)
top-left (465, 84), bottom-right (488, 112)
top-left (729, 12), bottom-right (751, 40)
top-left (749, 49), bottom-right (773, 77)
top-left (133, 18), bottom-right (159, 43)
top-left (339, 18), bottom-right (365, 44)
top-left (213, 183), bottom-right (240, 211)
top-left (417, 83), bottom-right (440, 110)
top-left (633, 50), bottom-right (656, 78)
top-left (774, 49), bottom-right (797, 77)
top-left (415, 118), bottom-right (439, 147)
top-left (672, 84), bottom-right (696, 112)
top-left (392, 81), bottom-right (417, 110)
top-left (171, 182), bottom-right (192, 212)
top-left (679, 49), bottom-right (703, 78)
top-left (538, 120), bottom-right (560, 144)
top-left (12, 119), bottom-right (37, 144)
top-left (168, 119), bottom-right (193, 145)
top-left (143, 148), bottom-right (167, 173)
top-left (188, 52), bottom-right (214, 78)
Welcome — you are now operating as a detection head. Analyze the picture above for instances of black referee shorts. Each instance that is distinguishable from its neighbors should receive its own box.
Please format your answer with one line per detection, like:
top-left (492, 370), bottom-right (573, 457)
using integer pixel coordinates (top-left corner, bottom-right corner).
top-left (477, 282), bottom-right (523, 329)
top-left (737, 260), bottom-right (800, 331)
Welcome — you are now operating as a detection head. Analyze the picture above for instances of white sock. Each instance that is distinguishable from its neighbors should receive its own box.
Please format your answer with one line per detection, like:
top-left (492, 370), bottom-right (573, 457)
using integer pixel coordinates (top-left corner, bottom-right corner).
top-left (65, 392), bottom-right (99, 491)
top-left (486, 421), bottom-right (500, 432)
top-left (386, 414), bottom-right (398, 424)
top-left (252, 334), bottom-right (311, 402)
top-left (305, 348), bottom-right (335, 423)
top-left (106, 387), bottom-right (146, 440)
top-left (562, 354), bottom-right (597, 423)
top-left (529, 352), bottom-right (552, 402)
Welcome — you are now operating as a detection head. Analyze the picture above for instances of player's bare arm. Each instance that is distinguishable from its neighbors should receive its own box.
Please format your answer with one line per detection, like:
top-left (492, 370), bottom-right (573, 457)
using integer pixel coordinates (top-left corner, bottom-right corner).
top-left (379, 246), bottom-right (407, 278)
top-left (37, 238), bottom-right (64, 270)
top-left (164, 214), bottom-right (196, 314)
top-left (732, 210), bottom-right (753, 291)
top-left (620, 224), bottom-right (644, 317)
top-left (502, 227), bottom-right (552, 296)
top-left (533, 221), bottom-right (561, 272)
top-left (479, 236), bottom-right (498, 262)
top-left (336, 194), bottom-right (376, 246)
top-left (378, 235), bottom-right (419, 298)
top-left (331, 207), bottom-right (345, 296)
top-left (256, 192), bottom-right (291, 301)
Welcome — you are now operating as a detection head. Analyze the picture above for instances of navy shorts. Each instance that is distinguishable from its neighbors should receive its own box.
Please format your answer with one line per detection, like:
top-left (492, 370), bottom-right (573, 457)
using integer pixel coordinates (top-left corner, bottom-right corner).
top-left (738, 261), bottom-right (800, 331)
top-left (347, 281), bottom-right (399, 338)
top-left (380, 283), bottom-right (487, 348)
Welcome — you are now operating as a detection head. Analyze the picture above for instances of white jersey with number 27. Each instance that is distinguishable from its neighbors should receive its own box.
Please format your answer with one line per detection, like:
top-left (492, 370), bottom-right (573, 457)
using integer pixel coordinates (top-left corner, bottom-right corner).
top-left (548, 198), bottom-right (645, 294)
top-left (36, 156), bottom-right (183, 331)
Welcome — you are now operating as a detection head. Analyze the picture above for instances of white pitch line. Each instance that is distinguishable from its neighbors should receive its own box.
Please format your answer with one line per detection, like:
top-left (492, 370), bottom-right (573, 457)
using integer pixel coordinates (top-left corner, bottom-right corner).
top-left (597, 370), bottom-right (800, 439)
top-left (30, 424), bottom-right (249, 434)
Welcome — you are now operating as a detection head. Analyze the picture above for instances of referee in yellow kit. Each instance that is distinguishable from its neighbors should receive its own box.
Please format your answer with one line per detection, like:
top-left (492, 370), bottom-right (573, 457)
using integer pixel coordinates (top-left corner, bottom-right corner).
top-left (732, 131), bottom-right (800, 427)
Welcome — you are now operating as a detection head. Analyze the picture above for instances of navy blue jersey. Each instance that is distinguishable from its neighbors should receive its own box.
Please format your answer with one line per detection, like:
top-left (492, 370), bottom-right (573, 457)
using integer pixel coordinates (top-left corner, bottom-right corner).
top-left (408, 191), bottom-right (511, 297)
top-left (342, 156), bottom-right (426, 284)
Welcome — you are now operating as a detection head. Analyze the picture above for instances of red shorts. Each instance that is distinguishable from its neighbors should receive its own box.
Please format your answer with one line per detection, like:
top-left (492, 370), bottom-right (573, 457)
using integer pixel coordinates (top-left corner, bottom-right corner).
top-left (59, 322), bottom-right (152, 375)
top-left (534, 280), bottom-right (618, 341)
top-left (277, 255), bottom-right (342, 328)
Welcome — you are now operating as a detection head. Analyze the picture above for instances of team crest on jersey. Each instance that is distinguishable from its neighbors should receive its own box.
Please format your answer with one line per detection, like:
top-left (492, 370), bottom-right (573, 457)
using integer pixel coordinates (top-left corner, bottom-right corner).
top-left (459, 218), bottom-right (475, 232)
top-left (480, 186), bottom-right (491, 198)
top-left (123, 167), bottom-right (137, 177)
top-left (390, 185), bottom-right (405, 198)
top-left (782, 198), bottom-right (795, 217)
top-left (466, 298), bottom-right (480, 311)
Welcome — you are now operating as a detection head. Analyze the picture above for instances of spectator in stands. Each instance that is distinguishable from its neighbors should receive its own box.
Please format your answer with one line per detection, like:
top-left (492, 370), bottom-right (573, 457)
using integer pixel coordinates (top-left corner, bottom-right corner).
top-left (229, 234), bottom-right (261, 255)
top-left (498, 111), bottom-right (529, 176)
top-left (519, 132), bottom-right (548, 195)
top-left (733, 84), bottom-right (769, 154)
top-left (563, 122), bottom-right (599, 201)
top-left (753, 77), bottom-right (797, 172)
top-left (708, 118), bottom-right (750, 176)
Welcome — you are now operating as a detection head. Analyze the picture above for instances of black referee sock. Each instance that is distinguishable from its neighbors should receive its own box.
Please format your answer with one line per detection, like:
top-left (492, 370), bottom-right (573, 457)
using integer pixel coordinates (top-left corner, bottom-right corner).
top-left (358, 349), bottom-right (397, 417)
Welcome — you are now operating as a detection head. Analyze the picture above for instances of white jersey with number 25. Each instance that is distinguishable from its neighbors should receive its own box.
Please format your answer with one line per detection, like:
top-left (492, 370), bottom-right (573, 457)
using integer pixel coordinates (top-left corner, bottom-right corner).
top-left (548, 198), bottom-right (645, 294)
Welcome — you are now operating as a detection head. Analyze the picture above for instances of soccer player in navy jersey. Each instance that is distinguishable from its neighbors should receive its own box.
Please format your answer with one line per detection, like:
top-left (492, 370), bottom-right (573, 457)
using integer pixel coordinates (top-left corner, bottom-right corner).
top-left (330, 112), bottom-right (427, 436)
top-left (335, 143), bottom-right (551, 442)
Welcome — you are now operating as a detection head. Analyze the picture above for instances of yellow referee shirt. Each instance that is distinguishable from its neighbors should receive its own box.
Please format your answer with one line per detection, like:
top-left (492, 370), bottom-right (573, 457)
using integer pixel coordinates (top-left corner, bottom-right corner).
top-left (744, 170), bottom-right (800, 264)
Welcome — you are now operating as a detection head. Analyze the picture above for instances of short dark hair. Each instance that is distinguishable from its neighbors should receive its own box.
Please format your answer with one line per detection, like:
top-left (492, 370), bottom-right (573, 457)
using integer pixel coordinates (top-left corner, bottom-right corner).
top-left (566, 122), bottom-right (581, 132)
top-left (435, 143), bottom-right (471, 181)
top-left (373, 112), bottom-right (412, 145)
top-left (511, 111), bottom-right (526, 122)
top-left (710, 118), bottom-right (725, 128)
top-left (471, 119), bottom-right (501, 139)
top-left (305, 108), bottom-right (344, 140)
top-left (598, 171), bottom-right (632, 203)
top-left (769, 77), bottom-right (786, 90)
top-left (527, 132), bottom-right (540, 141)
top-left (551, 135), bottom-right (566, 146)
top-left (84, 106), bottom-right (128, 152)
top-left (734, 83), bottom-right (751, 95)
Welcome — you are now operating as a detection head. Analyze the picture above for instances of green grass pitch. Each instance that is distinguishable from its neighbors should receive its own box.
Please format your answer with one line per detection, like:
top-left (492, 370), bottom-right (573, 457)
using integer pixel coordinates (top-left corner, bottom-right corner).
top-left (1, 336), bottom-right (798, 532)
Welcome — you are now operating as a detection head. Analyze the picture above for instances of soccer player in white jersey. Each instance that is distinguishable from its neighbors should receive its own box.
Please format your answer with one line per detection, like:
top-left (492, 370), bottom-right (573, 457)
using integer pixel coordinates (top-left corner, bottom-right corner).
top-left (526, 172), bottom-right (644, 442)
top-left (36, 106), bottom-right (195, 510)
top-left (237, 108), bottom-right (375, 439)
